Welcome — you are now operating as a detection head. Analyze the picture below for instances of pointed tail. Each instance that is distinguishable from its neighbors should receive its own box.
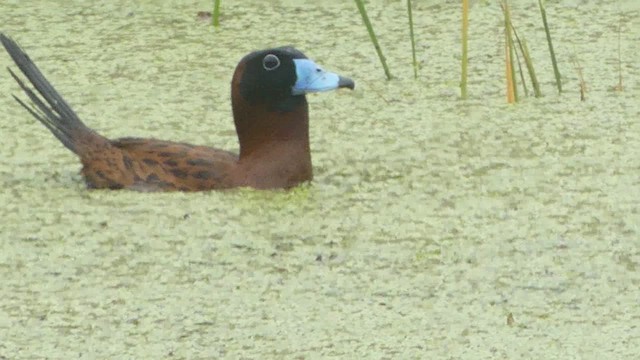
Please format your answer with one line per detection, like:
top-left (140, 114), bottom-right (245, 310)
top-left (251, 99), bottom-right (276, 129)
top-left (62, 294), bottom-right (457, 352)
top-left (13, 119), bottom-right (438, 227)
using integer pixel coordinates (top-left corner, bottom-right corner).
top-left (1, 34), bottom-right (109, 155)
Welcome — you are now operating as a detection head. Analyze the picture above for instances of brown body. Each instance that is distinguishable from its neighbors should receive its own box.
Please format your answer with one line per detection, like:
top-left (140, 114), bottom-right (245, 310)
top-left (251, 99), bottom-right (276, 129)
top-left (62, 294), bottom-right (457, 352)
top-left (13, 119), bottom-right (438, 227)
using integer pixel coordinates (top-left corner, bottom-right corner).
top-left (80, 138), bottom-right (239, 191)
top-left (80, 100), bottom-right (311, 191)
top-left (1, 35), bottom-right (353, 191)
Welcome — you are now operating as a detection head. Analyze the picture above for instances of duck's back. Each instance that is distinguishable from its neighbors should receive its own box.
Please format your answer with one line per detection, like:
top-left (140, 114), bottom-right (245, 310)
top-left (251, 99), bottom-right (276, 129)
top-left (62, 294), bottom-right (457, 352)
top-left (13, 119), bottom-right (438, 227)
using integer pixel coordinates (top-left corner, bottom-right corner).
top-left (80, 138), bottom-right (238, 191)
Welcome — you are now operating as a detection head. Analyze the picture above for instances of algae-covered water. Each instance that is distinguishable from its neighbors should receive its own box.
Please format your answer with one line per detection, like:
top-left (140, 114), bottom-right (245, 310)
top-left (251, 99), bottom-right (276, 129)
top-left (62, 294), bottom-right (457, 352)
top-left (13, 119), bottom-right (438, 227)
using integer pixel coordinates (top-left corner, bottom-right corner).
top-left (0, 0), bottom-right (639, 358)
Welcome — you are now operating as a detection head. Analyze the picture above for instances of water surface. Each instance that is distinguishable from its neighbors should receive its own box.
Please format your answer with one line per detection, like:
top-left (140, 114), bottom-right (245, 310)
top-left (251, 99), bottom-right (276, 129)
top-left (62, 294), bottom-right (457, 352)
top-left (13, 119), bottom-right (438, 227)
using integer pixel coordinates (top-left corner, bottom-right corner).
top-left (0, 0), bottom-right (638, 358)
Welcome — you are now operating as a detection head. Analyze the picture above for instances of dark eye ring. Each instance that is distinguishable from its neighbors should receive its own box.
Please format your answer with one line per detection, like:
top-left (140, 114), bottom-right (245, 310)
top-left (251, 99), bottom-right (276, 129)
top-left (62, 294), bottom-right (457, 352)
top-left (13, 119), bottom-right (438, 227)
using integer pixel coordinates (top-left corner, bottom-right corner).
top-left (262, 54), bottom-right (281, 71)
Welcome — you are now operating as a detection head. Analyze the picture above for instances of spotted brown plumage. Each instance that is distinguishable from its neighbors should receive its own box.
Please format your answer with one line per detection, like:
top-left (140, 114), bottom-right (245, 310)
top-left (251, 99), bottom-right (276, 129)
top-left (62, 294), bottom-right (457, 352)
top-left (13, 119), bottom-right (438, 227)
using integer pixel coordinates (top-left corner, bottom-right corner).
top-left (1, 34), bottom-right (354, 191)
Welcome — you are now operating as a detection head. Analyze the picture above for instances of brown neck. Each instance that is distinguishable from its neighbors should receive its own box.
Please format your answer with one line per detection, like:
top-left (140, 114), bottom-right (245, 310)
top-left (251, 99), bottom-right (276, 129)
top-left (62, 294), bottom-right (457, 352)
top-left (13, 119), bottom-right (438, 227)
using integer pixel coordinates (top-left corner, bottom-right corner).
top-left (230, 75), bottom-right (313, 188)
top-left (232, 96), bottom-right (310, 160)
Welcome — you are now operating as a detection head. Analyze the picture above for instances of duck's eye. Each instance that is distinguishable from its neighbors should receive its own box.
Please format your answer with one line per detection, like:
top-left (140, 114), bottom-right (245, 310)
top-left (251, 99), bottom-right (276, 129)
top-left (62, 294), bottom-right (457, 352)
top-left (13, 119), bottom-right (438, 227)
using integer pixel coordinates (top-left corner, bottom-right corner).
top-left (262, 54), bottom-right (281, 71)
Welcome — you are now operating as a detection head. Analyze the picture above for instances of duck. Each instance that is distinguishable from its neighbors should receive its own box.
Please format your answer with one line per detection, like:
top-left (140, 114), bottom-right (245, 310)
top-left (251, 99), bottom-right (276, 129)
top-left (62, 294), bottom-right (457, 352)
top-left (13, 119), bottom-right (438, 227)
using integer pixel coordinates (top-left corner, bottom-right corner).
top-left (0, 34), bottom-right (354, 191)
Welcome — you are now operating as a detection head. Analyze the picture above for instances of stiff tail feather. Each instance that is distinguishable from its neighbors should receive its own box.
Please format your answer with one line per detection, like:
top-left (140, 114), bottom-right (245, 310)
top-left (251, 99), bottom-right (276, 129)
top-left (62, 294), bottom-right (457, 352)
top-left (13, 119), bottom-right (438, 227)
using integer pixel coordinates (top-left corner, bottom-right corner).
top-left (1, 33), bottom-right (107, 155)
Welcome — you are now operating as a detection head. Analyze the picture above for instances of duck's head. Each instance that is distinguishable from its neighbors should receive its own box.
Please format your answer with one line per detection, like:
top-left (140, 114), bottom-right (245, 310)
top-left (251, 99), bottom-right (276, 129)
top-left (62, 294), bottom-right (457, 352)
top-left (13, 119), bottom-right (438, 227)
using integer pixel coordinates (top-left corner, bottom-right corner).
top-left (230, 47), bottom-right (354, 164)
top-left (231, 47), bottom-right (354, 113)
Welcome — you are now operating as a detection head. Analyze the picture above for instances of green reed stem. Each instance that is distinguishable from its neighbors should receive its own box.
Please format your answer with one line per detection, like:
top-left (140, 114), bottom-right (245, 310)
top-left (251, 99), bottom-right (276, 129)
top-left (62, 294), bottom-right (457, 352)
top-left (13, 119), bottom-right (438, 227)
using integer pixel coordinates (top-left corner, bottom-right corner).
top-left (407, 0), bottom-right (418, 79)
top-left (212, 0), bottom-right (221, 27)
top-left (354, 0), bottom-right (392, 80)
top-left (511, 26), bottom-right (541, 97)
top-left (520, 39), bottom-right (541, 97)
top-left (461, 0), bottom-right (469, 99)
top-left (538, 0), bottom-right (561, 93)
top-left (512, 33), bottom-right (529, 97)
